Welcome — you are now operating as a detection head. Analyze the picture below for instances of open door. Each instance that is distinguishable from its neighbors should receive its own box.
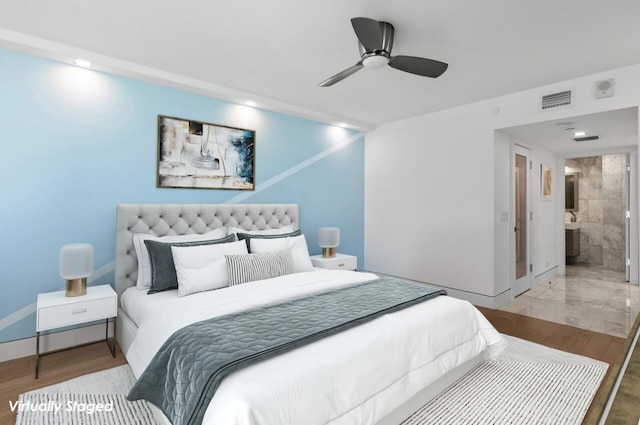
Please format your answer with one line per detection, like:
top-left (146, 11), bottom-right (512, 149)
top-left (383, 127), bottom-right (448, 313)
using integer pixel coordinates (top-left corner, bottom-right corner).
top-left (512, 145), bottom-right (532, 296)
top-left (625, 154), bottom-right (631, 282)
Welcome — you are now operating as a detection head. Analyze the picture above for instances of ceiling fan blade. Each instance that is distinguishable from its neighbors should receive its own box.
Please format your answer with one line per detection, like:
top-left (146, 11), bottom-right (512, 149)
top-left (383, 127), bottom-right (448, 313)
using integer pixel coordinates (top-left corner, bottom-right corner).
top-left (317, 62), bottom-right (364, 87)
top-left (351, 17), bottom-right (383, 52)
top-left (388, 55), bottom-right (448, 78)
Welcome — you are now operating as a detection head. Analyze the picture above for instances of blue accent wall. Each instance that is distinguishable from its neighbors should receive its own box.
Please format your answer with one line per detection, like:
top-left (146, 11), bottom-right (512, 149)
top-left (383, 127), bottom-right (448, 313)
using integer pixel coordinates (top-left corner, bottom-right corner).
top-left (0, 48), bottom-right (365, 343)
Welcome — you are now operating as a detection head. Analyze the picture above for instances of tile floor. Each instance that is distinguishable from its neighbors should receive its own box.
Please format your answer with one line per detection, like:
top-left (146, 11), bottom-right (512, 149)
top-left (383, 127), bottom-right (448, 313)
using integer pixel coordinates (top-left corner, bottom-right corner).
top-left (499, 264), bottom-right (640, 338)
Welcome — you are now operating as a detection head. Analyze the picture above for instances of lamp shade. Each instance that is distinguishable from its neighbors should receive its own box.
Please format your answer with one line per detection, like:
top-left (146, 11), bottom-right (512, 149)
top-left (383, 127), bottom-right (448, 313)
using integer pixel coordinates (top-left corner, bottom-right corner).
top-left (60, 243), bottom-right (94, 279)
top-left (318, 227), bottom-right (340, 248)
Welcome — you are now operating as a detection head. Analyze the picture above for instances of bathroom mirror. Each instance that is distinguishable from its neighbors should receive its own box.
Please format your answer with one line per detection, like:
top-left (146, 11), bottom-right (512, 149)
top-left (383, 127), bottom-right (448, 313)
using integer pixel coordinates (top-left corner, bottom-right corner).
top-left (565, 172), bottom-right (579, 211)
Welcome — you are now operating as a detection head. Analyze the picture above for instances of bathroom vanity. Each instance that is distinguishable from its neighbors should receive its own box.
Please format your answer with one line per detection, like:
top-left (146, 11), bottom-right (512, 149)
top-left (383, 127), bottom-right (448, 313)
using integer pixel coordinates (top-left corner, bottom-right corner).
top-left (566, 223), bottom-right (580, 258)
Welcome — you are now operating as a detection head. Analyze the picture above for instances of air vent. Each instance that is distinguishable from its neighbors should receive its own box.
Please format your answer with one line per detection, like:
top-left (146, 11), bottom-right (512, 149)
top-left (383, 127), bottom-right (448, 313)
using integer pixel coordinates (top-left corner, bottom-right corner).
top-left (541, 90), bottom-right (574, 110)
top-left (574, 136), bottom-right (599, 142)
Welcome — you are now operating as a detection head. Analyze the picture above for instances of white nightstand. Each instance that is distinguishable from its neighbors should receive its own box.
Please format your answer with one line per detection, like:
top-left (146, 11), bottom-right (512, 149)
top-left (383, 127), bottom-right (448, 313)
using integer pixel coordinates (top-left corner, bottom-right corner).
top-left (310, 253), bottom-right (357, 271)
top-left (36, 284), bottom-right (117, 378)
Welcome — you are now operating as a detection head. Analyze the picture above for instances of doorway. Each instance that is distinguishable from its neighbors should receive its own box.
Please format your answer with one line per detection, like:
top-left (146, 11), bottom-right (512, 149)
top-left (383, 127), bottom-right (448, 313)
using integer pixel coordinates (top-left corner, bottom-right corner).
top-left (564, 154), bottom-right (630, 280)
top-left (512, 144), bottom-right (531, 296)
top-left (496, 107), bottom-right (639, 339)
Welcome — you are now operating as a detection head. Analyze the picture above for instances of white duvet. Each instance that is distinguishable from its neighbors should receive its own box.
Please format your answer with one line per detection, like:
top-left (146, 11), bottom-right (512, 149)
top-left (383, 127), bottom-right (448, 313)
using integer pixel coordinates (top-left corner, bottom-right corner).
top-left (125, 270), bottom-right (507, 425)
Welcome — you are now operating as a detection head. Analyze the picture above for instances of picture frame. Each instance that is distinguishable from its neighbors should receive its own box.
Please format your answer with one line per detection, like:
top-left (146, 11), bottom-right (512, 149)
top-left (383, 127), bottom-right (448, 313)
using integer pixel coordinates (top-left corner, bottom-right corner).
top-left (541, 164), bottom-right (553, 200)
top-left (157, 115), bottom-right (255, 190)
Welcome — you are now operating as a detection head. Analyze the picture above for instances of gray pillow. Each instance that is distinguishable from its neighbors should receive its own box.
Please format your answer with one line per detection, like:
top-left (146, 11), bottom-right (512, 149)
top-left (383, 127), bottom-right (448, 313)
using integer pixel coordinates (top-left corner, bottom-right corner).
top-left (225, 250), bottom-right (295, 286)
top-left (236, 230), bottom-right (302, 252)
top-left (145, 234), bottom-right (237, 294)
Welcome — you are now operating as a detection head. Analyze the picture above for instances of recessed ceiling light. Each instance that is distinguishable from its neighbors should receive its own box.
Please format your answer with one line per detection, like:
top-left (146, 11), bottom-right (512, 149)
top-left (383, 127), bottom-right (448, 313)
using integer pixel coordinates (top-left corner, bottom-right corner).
top-left (573, 131), bottom-right (587, 137)
top-left (245, 100), bottom-right (257, 107)
top-left (338, 123), bottom-right (348, 128)
top-left (74, 59), bottom-right (92, 68)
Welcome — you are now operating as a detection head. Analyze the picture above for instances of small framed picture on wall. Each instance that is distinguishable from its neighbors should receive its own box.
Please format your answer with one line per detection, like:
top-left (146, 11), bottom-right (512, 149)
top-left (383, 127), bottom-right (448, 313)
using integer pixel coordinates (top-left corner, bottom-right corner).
top-left (541, 164), bottom-right (553, 200)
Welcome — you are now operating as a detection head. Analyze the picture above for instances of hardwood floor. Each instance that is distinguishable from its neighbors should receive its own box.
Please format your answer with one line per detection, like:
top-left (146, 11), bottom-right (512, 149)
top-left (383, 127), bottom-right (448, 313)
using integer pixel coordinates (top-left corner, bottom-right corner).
top-left (599, 313), bottom-right (640, 424)
top-left (0, 341), bottom-right (126, 424)
top-left (477, 307), bottom-right (625, 365)
top-left (0, 309), bottom-right (627, 425)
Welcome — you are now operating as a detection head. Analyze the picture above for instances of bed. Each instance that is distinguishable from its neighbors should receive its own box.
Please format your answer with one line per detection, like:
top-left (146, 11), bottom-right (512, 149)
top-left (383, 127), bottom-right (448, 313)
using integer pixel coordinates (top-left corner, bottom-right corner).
top-left (114, 203), bottom-right (506, 425)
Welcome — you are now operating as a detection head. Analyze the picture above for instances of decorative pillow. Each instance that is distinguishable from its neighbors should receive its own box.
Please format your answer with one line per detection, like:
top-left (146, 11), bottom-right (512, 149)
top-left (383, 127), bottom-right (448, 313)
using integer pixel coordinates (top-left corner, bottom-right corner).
top-left (249, 234), bottom-right (314, 273)
top-left (226, 250), bottom-right (296, 286)
top-left (227, 225), bottom-right (294, 236)
top-left (133, 228), bottom-right (226, 289)
top-left (145, 234), bottom-right (236, 294)
top-left (172, 240), bottom-right (249, 297)
top-left (237, 229), bottom-right (302, 251)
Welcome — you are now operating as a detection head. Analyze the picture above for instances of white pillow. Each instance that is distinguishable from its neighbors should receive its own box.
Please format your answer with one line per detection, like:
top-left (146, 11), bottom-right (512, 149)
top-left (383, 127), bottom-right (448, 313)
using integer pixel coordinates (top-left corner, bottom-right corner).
top-left (249, 234), bottom-right (314, 273)
top-left (172, 240), bottom-right (248, 297)
top-left (227, 225), bottom-right (294, 235)
top-left (133, 228), bottom-right (226, 289)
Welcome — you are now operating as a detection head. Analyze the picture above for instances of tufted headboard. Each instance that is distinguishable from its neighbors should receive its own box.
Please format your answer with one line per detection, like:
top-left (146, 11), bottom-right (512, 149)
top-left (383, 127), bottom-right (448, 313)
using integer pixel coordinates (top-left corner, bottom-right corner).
top-left (115, 204), bottom-right (299, 298)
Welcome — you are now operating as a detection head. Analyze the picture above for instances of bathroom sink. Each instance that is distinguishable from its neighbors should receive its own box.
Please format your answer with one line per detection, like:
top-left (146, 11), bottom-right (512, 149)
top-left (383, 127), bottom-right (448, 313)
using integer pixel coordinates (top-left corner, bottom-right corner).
top-left (565, 222), bottom-right (580, 230)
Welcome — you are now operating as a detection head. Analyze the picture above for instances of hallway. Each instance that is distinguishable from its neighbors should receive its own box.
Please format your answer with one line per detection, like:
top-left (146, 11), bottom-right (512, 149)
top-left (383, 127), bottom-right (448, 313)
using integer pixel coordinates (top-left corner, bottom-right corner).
top-left (499, 265), bottom-right (640, 338)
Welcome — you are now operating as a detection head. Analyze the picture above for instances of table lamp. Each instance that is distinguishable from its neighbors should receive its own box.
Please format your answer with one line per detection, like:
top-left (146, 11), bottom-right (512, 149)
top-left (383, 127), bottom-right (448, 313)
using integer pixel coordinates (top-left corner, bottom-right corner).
top-left (60, 243), bottom-right (94, 297)
top-left (318, 227), bottom-right (340, 258)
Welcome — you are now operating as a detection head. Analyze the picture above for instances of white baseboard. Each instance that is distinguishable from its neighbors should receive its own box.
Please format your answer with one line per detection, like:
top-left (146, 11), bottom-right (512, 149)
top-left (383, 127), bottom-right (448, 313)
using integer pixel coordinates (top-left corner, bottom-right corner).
top-left (491, 289), bottom-right (513, 309)
top-left (0, 322), bottom-right (114, 363)
top-left (367, 271), bottom-right (509, 309)
top-left (535, 266), bottom-right (559, 285)
top-left (431, 284), bottom-right (511, 309)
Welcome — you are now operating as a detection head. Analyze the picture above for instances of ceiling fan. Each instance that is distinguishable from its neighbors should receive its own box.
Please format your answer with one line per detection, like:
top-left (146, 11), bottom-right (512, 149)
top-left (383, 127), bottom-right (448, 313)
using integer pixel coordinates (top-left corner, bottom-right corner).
top-left (318, 17), bottom-right (448, 87)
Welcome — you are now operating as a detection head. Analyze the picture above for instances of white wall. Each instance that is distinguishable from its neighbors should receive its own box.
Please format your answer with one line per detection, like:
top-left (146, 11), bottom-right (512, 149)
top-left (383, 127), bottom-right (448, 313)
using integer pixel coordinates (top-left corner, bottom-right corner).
top-left (365, 102), bottom-right (496, 297)
top-left (365, 63), bottom-right (640, 306)
top-left (493, 130), bottom-right (512, 296)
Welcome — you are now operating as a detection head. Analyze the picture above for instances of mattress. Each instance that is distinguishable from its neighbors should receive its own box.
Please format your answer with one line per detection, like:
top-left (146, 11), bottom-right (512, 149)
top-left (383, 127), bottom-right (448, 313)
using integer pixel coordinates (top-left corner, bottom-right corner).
top-left (125, 269), bottom-right (507, 425)
top-left (120, 285), bottom-right (180, 327)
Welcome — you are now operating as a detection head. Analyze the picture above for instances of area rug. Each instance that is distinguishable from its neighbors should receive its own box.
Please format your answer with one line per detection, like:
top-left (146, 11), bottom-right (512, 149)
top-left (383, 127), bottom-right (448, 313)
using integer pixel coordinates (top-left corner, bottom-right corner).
top-left (401, 361), bottom-right (606, 424)
top-left (15, 335), bottom-right (607, 425)
top-left (12, 393), bottom-right (155, 425)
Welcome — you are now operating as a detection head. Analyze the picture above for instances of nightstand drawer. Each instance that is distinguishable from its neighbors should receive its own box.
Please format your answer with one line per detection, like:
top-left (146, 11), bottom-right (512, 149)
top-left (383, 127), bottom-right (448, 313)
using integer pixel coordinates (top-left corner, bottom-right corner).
top-left (38, 297), bottom-right (116, 331)
top-left (310, 254), bottom-right (357, 270)
top-left (326, 257), bottom-right (357, 270)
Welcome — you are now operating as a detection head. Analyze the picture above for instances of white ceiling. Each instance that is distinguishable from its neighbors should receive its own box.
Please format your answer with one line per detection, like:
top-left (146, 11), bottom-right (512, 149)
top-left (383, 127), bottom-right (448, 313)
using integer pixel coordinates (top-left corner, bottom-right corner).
top-left (501, 107), bottom-right (638, 156)
top-left (1, 1), bottom-right (640, 129)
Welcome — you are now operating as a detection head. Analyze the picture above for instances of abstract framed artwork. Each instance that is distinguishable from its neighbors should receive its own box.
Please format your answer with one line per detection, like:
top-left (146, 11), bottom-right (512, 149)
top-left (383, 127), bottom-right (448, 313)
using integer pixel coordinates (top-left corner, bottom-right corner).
top-left (157, 115), bottom-right (255, 190)
top-left (541, 164), bottom-right (553, 200)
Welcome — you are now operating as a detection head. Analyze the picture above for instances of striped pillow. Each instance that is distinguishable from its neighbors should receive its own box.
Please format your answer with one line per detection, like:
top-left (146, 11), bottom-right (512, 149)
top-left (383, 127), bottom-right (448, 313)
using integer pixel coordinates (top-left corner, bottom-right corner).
top-left (226, 250), bottom-right (296, 286)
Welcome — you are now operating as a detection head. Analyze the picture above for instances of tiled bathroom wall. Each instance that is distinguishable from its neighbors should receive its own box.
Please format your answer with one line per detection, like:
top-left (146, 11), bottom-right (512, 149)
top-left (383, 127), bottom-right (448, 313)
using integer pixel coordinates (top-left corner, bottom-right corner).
top-left (602, 154), bottom-right (627, 272)
top-left (565, 154), bottom-right (626, 272)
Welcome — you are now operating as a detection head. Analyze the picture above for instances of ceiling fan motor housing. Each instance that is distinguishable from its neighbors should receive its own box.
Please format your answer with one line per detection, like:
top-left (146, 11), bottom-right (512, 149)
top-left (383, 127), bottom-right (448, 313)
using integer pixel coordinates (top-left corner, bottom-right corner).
top-left (358, 21), bottom-right (394, 57)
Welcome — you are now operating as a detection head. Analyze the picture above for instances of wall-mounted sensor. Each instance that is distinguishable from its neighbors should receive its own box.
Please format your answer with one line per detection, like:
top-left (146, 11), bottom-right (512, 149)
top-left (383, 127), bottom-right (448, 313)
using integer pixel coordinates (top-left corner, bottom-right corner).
top-left (595, 79), bottom-right (614, 99)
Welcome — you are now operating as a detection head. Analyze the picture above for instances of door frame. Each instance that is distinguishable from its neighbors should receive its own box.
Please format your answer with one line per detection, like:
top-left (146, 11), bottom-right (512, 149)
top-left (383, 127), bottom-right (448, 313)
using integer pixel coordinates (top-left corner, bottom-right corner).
top-left (557, 149), bottom-right (639, 285)
top-left (511, 143), bottom-right (533, 297)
